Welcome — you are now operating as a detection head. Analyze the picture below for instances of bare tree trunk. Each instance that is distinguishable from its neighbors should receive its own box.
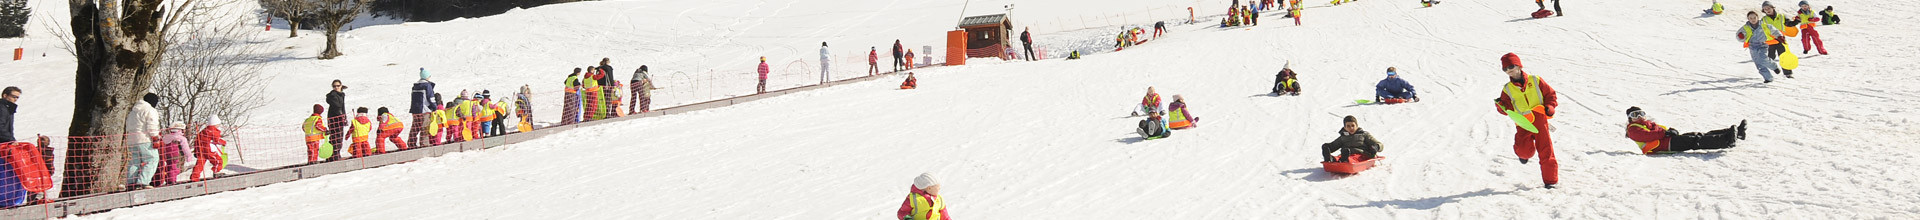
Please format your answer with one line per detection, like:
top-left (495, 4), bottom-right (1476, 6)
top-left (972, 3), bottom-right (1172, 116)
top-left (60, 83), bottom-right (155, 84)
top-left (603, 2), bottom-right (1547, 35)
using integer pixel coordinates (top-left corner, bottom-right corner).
top-left (62, 0), bottom-right (169, 197)
top-left (286, 21), bottom-right (297, 37)
top-left (319, 27), bottom-right (340, 59)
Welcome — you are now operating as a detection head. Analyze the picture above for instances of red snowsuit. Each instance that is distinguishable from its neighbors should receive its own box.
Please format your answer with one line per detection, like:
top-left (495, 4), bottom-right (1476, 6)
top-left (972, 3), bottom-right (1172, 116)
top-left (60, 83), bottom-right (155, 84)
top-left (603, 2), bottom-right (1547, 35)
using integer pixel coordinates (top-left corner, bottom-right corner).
top-left (190, 125), bottom-right (227, 181)
top-left (1494, 71), bottom-right (1559, 185)
top-left (1625, 120), bottom-right (1671, 154)
top-left (377, 113), bottom-right (409, 153)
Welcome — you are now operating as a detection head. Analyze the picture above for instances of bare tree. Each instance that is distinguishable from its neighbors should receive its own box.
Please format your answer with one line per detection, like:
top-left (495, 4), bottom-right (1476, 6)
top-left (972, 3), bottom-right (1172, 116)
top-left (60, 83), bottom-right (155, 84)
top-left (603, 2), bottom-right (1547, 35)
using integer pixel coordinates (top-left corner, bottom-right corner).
top-left (258, 0), bottom-right (309, 38)
top-left (312, 0), bottom-right (368, 59)
top-left (62, 0), bottom-right (202, 197)
top-left (154, 0), bottom-right (277, 134)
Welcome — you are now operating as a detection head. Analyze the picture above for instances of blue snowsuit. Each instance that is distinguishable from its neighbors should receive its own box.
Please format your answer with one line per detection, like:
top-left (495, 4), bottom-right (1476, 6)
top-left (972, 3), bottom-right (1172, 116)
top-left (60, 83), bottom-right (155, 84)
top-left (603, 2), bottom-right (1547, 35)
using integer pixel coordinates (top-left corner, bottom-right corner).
top-left (1741, 22), bottom-right (1780, 82)
top-left (1375, 77), bottom-right (1416, 99)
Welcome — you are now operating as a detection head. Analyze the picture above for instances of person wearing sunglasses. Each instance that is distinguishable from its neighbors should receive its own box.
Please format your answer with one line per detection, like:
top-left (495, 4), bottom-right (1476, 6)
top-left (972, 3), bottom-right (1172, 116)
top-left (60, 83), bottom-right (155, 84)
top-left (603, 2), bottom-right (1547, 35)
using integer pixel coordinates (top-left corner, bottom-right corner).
top-left (1623, 106), bottom-right (1748, 155)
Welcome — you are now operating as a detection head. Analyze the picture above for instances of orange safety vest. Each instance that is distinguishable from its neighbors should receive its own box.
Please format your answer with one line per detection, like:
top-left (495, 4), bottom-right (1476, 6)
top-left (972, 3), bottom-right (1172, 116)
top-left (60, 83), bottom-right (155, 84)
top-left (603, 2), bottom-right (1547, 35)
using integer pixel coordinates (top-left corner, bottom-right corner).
top-left (380, 113), bottom-right (405, 131)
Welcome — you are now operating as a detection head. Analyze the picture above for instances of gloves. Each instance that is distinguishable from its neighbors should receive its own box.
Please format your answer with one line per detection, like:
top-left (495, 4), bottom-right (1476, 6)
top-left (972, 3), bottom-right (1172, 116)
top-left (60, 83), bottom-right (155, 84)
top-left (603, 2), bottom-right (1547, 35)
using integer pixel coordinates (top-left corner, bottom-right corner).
top-left (1664, 128), bottom-right (1680, 137)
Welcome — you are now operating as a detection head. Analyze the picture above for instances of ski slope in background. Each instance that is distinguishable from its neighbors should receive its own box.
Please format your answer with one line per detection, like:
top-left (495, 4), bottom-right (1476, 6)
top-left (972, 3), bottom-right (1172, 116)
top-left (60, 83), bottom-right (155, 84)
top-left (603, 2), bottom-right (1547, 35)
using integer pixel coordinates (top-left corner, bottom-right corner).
top-left (3, 0), bottom-right (1918, 218)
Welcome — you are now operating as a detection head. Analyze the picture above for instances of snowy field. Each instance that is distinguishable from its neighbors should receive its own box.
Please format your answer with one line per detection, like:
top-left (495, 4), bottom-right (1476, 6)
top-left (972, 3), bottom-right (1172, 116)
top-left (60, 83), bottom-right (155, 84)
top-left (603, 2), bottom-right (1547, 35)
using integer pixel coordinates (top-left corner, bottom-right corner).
top-left (3, 0), bottom-right (1919, 218)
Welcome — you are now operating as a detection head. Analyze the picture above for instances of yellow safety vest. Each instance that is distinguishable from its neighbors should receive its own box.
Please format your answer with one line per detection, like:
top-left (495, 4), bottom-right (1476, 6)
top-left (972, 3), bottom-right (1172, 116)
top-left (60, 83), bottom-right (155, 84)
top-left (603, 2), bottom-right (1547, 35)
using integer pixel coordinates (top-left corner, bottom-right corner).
top-left (1503, 75), bottom-right (1544, 112)
top-left (302, 115), bottom-right (327, 141)
top-left (351, 116), bottom-right (373, 142)
top-left (908, 193), bottom-right (946, 220)
top-left (427, 110), bottom-right (445, 134)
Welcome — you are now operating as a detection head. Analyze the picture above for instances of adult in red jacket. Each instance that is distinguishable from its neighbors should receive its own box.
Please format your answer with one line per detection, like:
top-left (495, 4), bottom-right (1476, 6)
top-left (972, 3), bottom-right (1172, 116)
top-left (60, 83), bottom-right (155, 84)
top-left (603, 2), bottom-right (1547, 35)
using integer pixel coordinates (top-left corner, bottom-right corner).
top-left (1623, 106), bottom-right (1746, 155)
top-left (191, 117), bottom-right (228, 182)
top-left (1493, 53), bottom-right (1560, 189)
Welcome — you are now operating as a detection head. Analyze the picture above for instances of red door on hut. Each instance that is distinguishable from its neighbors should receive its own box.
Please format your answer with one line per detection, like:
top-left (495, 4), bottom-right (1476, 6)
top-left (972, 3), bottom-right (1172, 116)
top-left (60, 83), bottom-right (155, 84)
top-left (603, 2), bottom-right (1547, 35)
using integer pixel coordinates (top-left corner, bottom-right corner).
top-left (956, 14), bottom-right (1012, 61)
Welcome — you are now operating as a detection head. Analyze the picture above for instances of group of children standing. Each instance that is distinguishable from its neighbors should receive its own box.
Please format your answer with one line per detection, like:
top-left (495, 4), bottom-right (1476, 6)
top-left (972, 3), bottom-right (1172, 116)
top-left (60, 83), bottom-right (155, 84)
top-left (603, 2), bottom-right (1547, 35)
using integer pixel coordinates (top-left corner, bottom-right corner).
top-left (1736, 1), bottom-right (1836, 83)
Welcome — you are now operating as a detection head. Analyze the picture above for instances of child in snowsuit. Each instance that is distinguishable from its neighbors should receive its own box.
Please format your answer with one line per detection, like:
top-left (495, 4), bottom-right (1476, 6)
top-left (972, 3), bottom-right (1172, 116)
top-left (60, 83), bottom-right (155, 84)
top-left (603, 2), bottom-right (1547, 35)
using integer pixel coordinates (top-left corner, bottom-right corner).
top-left (1623, 107), bottom-right (1747, 154)
top-left (1138, 87), bottom-right (1162, 116)
top-left (1796, 1), bottom-right (1828, 55)
top-left (1375, 67), bottom-right (1418, 103)
top-left (1761, 2), bottom-right (1795, 78)
top-left (630, 66), bottom-right (654, 115)
top-left (897, 173), bottom-right (951, 220)
top-left (1273, 67), bottom-right (1301, 96)
top-left (302, 104), bottom-right (333, 163)
top-left (191, 117), bottom-right (227, 181)
top-left (1137, 111), bottom-right (1173, 139)
top-left (350, 107), bottom-right (373, 157)
top-left (900, 72), bottom-right (918, 89)
top-left (758, 57), bottom-right (770, 94)
top-left (376, 107), bottom-right (408, 153)
top-left (1738, 11), bottom-right (1786, 83)
top-left (563, 69), bottom-right (582, 125)
top-left (1321, 116), bottom-right (1383, 162)
top-left (151, 122), bottom-right (189, 186)
top-left (1167, 95), bottom-right (1198, 129)
top-left (1495, 53), bottom-right (1560, 189)
top-left (1818, 6), bottom-right (1839, 25)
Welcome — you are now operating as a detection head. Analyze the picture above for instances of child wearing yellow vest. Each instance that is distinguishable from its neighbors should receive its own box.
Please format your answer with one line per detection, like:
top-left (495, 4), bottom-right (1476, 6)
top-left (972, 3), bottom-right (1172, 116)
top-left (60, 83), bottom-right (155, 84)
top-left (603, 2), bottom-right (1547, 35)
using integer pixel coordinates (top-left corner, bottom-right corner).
top-left (896, 173), bottom-right (950, 220)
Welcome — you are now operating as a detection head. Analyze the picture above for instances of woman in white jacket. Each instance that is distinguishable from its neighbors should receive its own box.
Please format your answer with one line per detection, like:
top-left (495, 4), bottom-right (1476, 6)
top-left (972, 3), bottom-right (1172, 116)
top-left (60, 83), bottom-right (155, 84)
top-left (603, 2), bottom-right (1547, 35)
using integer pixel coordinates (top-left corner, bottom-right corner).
top-left (124, 93), bottom-right (162, 190)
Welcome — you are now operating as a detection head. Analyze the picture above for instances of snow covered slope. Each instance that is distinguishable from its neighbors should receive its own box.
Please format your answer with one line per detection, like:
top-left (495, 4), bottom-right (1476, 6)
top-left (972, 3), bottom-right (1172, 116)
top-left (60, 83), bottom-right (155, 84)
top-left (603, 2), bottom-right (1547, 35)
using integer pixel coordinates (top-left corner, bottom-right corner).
top-left (24, 0), bottom-right (1920, 218)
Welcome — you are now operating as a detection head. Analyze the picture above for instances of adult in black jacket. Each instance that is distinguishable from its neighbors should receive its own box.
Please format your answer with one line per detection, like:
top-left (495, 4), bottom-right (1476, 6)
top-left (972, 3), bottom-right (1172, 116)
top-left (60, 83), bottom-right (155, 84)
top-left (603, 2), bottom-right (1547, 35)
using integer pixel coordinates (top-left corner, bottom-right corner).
top-left (326, 80), bottom-right (348, 160)
top-left (0, 87), bottom-right (20, 143)
top-left (1021, 28), bottom-right (1036, 61)
top-left (892, 40), bottom-right (904, 72)
top-left (409, 69), bottom-right (436, 148)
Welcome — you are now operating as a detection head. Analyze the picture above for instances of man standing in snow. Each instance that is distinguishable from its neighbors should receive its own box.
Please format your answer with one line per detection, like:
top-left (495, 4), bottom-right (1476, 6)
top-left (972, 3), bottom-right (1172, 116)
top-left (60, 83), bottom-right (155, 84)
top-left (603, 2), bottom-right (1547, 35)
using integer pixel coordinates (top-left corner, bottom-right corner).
top-left (409, 69), bottom-right (436, 148)
top-left (0, 87), bottom-right (19, 143)
top-left (1493, 53), bottom-right (1559, 189)
top-left (820, 42), bottom-right (832, 84)
top-left (325, 80), bottom-right (348, 161)
top-left (893, 40), bottom-right (905, 72)
top-left (1020, 27), bottom-right (1035, 61)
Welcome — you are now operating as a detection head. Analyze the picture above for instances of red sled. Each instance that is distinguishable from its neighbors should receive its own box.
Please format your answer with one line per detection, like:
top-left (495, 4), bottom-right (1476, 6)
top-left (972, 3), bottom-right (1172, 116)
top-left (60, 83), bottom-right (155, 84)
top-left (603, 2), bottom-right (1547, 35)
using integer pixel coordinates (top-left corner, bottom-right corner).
top-left (1530, 9), bottom-right (1554, 19)
top-left (1381, 98), bottom-right (1411, 104)
top-left (3, 142), bottom-right (52, 192)
top-left (1321, 154), bottom-right (1383, 175)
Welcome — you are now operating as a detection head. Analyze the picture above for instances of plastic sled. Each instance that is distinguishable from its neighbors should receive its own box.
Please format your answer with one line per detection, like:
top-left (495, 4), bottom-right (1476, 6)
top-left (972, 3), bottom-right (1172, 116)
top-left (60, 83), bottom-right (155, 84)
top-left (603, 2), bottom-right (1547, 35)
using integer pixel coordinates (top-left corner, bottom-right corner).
top-left (1505, 109), bottom-right (1539, 133)
top-left (1531, 9), bottom-right (1553, 18)
top-left (1381, 98), bottom-right (1411, 104)
top-left (1322, 155), bottom-right (1383, 174)
top-left (3, 143), bottom-right (51, 192)
top-left (1783, 26), bottom-right (1800, 37)
top-left (1780, 49), bottom-right (1799, 70)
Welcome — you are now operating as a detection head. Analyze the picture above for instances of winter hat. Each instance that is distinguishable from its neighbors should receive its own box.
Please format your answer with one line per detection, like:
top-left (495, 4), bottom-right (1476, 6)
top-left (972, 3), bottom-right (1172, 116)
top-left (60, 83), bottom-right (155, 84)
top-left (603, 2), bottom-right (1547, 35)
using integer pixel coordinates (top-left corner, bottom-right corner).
top-left (913, 173), bottom-right (940, 190)
top-left (1626, 106), bottom-right (1647, 119)
top-left (419, 68), bottom-right (430, 80)
top-left (207, 116), bottom-right (222, 126)
top-left (1501, 53), bottom-right (1524, 69)
top-left (1762, 1), bottom-right (1773, 7)
top-left (1798, 1), bottom-right (1808, 6)
top-left (169, 121), bottom-right (185, 129)
top-left (313, 104), bottom-right (325, 114)
top-left (378, 107), bottom-right (390, 115)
